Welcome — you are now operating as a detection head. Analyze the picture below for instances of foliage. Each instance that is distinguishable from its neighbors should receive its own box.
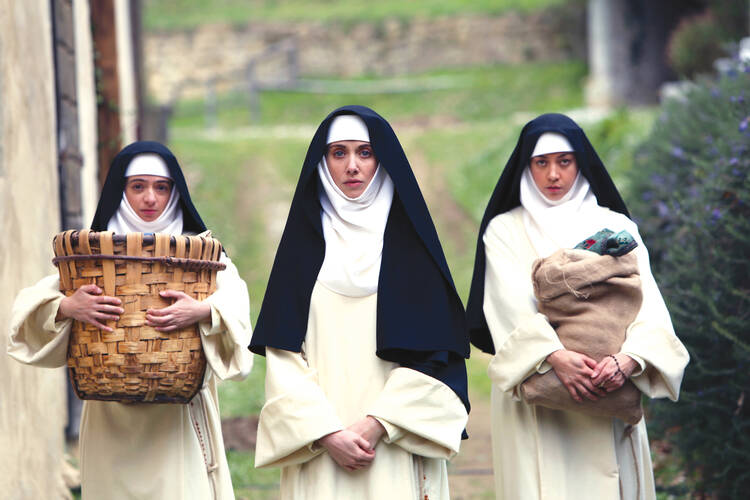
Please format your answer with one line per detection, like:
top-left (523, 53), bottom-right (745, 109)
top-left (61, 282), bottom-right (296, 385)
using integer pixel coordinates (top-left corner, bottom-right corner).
top-left (627, 67), bottom-right (750, 498)
top-left (584, 108), bottom-right (658, 199)
top-left (226, 450), bottom-right (280, 498)
top-left (666, 0), bottom-right (747, 79)
top-left (666, 12), bottom-right (727, 78)
top-left (143, 0), bottom-right (568, 30)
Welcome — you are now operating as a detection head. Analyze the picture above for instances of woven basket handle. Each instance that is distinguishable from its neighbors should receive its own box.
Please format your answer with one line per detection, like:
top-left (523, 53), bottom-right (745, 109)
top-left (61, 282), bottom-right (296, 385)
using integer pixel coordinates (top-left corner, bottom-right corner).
top-left (54, 230), bottom-right (75, 290)
top-left (99, 231), bottom-right (116, 297)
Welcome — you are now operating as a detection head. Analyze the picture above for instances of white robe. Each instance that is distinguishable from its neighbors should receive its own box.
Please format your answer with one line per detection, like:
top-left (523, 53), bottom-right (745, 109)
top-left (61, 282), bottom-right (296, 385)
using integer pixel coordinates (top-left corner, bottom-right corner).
top-left (255, 282), bottom-right (468, 499)
top-left (7, 254), bottom-right (253, 500)
top-left (483, 206), bottom-right (689, 500)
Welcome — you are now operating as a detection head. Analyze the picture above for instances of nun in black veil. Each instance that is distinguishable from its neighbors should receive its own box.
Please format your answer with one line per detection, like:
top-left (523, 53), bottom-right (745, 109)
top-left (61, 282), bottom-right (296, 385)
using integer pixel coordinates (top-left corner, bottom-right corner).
top-left (8, 141), bottom-right (253, 500)
top-left (465, 113), bottom-right (688, 500)
top-left (250, 105), bottom-right (469, 499)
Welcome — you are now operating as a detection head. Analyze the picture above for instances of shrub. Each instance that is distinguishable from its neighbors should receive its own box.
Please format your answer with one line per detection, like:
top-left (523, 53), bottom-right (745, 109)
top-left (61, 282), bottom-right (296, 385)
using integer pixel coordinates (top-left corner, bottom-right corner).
top-left (666, 12), bottom-right (726, 78)
top-left (627, 66), bottom-right (750, 498)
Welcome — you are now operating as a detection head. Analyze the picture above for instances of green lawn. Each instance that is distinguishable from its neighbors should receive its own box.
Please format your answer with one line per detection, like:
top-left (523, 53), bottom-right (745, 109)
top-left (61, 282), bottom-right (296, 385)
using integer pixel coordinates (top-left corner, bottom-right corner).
top-left (170, 62), bottom-right (588, 129)
top-left (144, 0), bottom-right (568, 30)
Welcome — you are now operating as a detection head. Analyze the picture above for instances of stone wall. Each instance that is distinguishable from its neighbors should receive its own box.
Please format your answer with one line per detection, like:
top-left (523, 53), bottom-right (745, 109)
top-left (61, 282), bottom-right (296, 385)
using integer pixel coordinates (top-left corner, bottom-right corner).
top-left (144, 7), bottom-right (586, 101)
top-left (0, 1), bottom-right (68, 497)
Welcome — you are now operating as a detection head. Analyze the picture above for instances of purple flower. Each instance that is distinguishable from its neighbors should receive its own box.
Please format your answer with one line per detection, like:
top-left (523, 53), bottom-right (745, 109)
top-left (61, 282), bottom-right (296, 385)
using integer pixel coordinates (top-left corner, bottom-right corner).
top-left (657, 201), bottom-right (669, 217)
top-left (740, 118), bottom-right (749, 132)
top-left (732, 168), bottom-right (743, 176)
top-left (711, 208), bottom-right (722, 222)
top-left (672, 146), bottom-right (685, 159)
top-left (729, 157), bottom-right (739, 165)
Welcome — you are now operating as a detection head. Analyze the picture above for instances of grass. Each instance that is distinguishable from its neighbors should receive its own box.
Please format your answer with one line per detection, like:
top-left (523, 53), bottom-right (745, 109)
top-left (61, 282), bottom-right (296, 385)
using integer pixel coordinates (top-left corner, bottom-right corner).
top-left (227, 450), bottom-right (280, 499)
top-left (144, 0), bottom-right (569, 31)
top-left (170, 62), bottom-right (588, 129)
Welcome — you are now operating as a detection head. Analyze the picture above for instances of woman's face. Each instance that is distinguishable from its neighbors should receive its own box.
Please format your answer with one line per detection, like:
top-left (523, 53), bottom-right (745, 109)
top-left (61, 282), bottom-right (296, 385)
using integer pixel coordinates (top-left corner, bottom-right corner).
top-left (124, 175), bottom-right (173, 221)
top-left (325, 140), bottom-right (378, 198)
top-left (529, 152), bottom-right (578, 201)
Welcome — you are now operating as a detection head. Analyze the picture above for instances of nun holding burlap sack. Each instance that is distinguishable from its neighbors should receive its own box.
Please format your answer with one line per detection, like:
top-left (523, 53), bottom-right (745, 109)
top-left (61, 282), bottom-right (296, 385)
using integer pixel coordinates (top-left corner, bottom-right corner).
top-left (8, 142), bottom-right (253, 500)
top-left (466, 114), bottom-right (689, 500)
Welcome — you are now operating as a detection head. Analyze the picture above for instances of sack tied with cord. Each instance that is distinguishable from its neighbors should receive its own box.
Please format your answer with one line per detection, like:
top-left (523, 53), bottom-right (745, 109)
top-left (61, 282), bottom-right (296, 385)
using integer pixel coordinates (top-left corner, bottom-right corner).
top-left (521, 229), bottom-right (644, 425)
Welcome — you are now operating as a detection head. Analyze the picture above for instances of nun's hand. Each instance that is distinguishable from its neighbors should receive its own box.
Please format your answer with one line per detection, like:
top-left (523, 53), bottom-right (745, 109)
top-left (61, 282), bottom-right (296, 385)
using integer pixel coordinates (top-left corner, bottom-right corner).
top-left (546, 349), bottom-right (607, 402)
top-left (590, 353), bottom-right (638, 392)
top-left (347, 416), bottom-right (386, 451)
top-left (57, 284), bottom-right (123, 332)
top-left (146, 290), bottom-right (210, 332)
top-left (317, 430), bottom-right (375, 472)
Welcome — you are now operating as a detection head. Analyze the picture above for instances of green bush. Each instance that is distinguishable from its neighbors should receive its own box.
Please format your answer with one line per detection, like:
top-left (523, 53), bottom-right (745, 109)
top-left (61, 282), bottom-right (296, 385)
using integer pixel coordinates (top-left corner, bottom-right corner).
top-left (627, 67), bottom-right (750, 498)
top-left (666, 12), bottom-right (726, 78)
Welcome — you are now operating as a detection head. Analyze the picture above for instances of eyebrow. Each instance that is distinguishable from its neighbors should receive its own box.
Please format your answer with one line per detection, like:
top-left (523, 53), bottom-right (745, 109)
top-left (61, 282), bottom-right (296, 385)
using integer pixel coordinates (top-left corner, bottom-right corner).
top-left (126, 177), bottom-right (173, 185)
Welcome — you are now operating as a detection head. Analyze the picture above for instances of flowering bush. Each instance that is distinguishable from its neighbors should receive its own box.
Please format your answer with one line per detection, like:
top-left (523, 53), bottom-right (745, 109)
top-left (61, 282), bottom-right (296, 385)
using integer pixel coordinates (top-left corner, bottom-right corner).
top-left (627, 66), bottom-right (750, 497)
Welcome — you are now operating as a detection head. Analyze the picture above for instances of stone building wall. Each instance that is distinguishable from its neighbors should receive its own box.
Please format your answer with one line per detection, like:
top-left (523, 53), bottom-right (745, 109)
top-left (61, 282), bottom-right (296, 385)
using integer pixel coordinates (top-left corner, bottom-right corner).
top-left (1, 0), bottom-right (131, 495)
top-left (0, 1), bottom-right (69, 497)
top-left (144, 8), bottom-right (586, 101)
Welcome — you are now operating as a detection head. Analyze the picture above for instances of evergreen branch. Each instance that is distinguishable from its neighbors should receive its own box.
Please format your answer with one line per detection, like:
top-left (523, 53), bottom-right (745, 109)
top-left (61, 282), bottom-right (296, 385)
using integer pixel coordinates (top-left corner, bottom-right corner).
top-left (711, 321), bottom-right (750, 354)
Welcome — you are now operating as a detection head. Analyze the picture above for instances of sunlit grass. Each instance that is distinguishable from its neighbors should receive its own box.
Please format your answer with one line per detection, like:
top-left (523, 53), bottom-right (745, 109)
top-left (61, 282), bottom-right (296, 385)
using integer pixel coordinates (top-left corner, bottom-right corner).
top-left (145, 0), bottom-right (568, 30)
top-left (169, 62), bottom-right (587, 129)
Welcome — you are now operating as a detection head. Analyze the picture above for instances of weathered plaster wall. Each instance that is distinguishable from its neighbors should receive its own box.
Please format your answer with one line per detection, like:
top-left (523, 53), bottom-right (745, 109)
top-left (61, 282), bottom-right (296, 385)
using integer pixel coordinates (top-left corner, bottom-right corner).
top-left (76, 0), bottom-right (99, 226)
top-left (116, 0), bottom-right (138, 145)
top-left (0, 0), bottom-right (68, 497)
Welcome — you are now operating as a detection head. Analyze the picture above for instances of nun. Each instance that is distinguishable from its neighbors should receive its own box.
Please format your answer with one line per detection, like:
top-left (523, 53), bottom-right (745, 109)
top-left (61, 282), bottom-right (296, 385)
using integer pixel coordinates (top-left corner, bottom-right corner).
top-left (8, 141), bottom-right (253, 500)
top-left (465, 114), bottom-right (689, 500)
top-left (250, 105), bottom-right (470, 499)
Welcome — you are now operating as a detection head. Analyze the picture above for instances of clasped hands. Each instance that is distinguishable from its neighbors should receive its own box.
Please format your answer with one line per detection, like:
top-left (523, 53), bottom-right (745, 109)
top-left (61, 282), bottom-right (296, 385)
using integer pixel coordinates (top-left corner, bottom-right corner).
top-left (546, 349), bottom-right (637, 403)
top-left (57, 284), bottom-right (210, 332)
top-left (317, 416), bottom-right (386, 472)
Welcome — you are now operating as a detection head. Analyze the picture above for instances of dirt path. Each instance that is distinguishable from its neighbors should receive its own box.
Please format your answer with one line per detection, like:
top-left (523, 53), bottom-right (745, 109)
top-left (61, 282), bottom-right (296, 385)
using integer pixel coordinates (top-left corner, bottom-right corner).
top-left (448, 387), bottom-right (495, 499)
top-left (401, 133), bottom-right (496, 499)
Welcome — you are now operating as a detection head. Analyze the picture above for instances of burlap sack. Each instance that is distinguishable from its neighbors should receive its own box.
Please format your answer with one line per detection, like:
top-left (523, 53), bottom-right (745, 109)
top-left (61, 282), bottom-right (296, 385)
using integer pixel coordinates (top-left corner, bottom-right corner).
top-left (520, 248), bottom-right (644, 424)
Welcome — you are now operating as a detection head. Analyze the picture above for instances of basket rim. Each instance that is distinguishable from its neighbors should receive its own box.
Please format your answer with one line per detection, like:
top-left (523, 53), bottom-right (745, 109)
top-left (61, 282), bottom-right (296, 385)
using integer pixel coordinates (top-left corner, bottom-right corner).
top-left (52, 253), bottom-right (226, 271)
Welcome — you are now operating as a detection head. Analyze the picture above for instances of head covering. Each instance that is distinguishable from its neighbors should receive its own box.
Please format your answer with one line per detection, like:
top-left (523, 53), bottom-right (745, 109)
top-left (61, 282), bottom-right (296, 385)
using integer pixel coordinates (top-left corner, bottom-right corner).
top-left (466, 113), bottom-right (630, 354)
top-left (107, 181), bottom-right (184, 235)
top-left (250, 105), bottom-right (470, 411)
top-left (124, 153), bottom-right (173, 179)
top-left (317, 156), bottom-right (394, 296)
top-left (530, 131), bottom-right (574, 158)
top-left (519, 168), bottom-right (602, 257)
top-left (326, 114), bottom-right (371, 143)
top-left (316, 113), bottom-right (394, 296)
top-left (90, 141), bottom-right (207, 234)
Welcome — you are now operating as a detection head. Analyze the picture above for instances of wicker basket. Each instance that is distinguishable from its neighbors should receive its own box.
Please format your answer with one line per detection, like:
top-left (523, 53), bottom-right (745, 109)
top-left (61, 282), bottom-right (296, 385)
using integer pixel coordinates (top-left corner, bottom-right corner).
top-left (52, 229), bottom-right (226, 404)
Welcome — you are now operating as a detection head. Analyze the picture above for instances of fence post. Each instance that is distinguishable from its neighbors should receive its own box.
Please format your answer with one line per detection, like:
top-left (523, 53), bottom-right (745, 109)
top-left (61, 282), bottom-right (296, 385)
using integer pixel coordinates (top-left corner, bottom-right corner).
top-left (287, 38), bottom-right (299, 86)
top-left (246, 61), bottom-right (260, 123)
top-left (205, 78), bottom-right (218, 129)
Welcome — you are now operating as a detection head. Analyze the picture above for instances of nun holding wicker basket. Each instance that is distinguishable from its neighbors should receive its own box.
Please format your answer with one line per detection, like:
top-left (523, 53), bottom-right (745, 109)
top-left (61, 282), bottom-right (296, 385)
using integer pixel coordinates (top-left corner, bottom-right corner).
top-left (8, 141), bottom-right (253, 500)
top-left (466, 114), bottom-right (690, 500)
